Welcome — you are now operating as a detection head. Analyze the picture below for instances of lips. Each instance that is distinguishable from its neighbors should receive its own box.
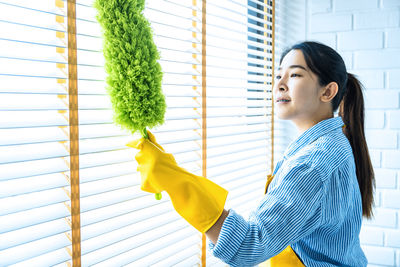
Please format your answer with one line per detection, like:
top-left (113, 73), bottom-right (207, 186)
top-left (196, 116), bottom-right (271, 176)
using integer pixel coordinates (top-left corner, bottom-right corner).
top-left (276, 97), bottom-right (291, 103)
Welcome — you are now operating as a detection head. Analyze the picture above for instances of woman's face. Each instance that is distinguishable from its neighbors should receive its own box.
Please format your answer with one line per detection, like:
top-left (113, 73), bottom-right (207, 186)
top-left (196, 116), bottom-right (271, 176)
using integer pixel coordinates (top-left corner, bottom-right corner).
top-left (273, 49), bottom-right (325, 127)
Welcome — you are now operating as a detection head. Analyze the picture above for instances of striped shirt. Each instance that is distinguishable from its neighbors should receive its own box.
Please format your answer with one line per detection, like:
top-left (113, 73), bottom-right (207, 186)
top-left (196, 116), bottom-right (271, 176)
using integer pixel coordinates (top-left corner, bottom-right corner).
top-left (209, 116), bottom-right (367, 267)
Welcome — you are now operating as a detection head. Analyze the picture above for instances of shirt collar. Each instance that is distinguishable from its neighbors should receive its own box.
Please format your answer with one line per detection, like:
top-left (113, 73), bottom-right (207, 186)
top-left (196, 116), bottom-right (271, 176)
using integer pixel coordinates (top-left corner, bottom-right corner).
top-left (283, 116), bottom-right (345, 159)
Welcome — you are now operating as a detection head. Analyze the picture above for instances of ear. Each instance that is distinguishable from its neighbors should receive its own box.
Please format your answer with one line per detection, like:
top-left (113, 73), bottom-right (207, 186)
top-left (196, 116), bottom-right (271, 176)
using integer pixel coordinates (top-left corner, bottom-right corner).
top-left (320, 82), bottom-right (338, 103)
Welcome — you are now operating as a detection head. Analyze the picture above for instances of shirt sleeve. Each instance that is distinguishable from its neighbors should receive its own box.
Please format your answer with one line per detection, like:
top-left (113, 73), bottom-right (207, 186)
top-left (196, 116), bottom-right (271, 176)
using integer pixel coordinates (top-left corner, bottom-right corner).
top-left (209, 161), bottom-right (324, 267)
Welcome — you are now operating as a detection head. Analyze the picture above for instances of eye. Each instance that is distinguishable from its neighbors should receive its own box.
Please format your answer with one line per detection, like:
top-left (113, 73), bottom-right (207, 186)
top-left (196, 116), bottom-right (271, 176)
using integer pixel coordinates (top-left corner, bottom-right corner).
top-left (275, 73), bottom-right (301, 79)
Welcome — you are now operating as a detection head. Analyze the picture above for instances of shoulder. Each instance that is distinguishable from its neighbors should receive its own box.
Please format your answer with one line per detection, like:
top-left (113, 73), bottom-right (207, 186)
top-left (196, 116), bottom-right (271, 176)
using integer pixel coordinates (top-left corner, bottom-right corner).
top-left (284, 130), bottom-right (353, 181)
top-left (275, 153), bottom-right (323, 187)
top-left (301, 130), bottom-right (353, 179)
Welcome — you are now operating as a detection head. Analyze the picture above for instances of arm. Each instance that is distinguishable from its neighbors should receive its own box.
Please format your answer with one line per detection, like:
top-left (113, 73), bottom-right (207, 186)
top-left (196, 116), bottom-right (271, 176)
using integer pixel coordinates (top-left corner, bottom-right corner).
top-left (206, 209), bottom-right (229, 244)
top-left (208, 163), bottom-right (324, 266)
top-left (131, 131), bottom-right (323, 266)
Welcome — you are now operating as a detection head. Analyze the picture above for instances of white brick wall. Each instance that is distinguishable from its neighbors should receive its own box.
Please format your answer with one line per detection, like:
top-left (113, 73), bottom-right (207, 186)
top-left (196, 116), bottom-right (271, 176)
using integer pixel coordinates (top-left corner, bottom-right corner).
top-left (361, 226), bottom-right (385, 245)
top-left (366, 110), bottom-right (385, 129)
top-left (387, 29), bottom-right (400, 48)
top-left (311, 13), bottom-right (352, 33)
top-left (364, 90), bottom-right (399, 109)
top-left (306, 0), bottom-right (400, 265)
top-left (363, 246), bottom-right (396, 266)
top-left (354, 10), bottom-right (400, 30)
top-left (388, 111), bottom-right (400, 128)
top-left (337, 30), bottom-right (383, 51)
top-left (383, 151), bottom-right (400, 169)
top-left (352, 70), bottom-right (384, 89)
top-left (355, 50), bottom-right (400, 69)
top-left (366, 130), bottom-right (398, 149)
top-left (334, 0), bottom-right (378, 11)
top-left (375, 169), bottom-right (397, 189)
top-left (388, 70), bottom-right (400, 88)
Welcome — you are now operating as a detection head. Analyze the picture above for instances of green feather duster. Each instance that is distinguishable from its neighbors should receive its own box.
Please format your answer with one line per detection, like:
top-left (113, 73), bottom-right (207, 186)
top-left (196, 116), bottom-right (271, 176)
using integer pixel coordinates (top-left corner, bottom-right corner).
top-left (94, 0), bottom-right (166, 136)
top-left (95, 0), bottom-right (166, 199)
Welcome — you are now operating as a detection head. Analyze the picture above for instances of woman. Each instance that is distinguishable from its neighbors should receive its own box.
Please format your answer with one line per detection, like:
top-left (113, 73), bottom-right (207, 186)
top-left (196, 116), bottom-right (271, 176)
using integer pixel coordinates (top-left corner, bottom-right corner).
top-left (129, 41), bottom-right (375, 266)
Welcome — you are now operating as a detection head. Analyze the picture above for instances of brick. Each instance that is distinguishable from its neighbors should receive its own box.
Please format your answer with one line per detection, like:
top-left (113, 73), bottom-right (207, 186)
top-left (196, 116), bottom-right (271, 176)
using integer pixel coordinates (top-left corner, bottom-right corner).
top-left (387, 29), bottom-right (400, 48)
top-left (354, 10), bottom-right (399, 30)
top-left (309, 33), bottom-right (336, 49)
top-left (363, 208), bottom-right (397, 228)
top-left (366, 130), bottom-right (397, 149)
top-left (311, 0), bottom-right (332, 13)
top-left (387, 70), bottom-right (400, 88)
top-left (375, 168), bottom-right (397, 189)
top-left (338, 31), bottom-right (383, 51)
top-left (388, 110), bottom-right (400, 129)
top-left (382, 0), bottom-right (400, 8)
top-left (364, 90), bottom-right (399, 109)
top-left (374, 190), bottom-right (381, 207)
top-left (335, 0), bottom-right (378, 12)
top-left (383, 190), bottom-right (400, 208)
top-left (397, 251), bottom-right (400, 267)
top-left (355, 50), bottom-right (400, 69)
top-left (311, 13), bottom-right (352, 33)
top-left (360, 226), bottom-right (384, 245)
top-left (382, 150), bottom-right (400, 169)
top-left (365, 110), bottom-right (385, 129)
top-left (352, 70), bottom-right (384, 89)
top-left (362, 245), bottom-right (395, 266)
top-left (369, 150), bottom-right (381, 168)
top-left (385, 230), bottom-right (400, 248)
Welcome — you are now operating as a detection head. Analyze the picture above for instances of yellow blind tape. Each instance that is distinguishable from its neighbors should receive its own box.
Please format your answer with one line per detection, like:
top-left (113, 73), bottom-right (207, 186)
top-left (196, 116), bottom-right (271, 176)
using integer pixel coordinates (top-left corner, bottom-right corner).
top-left (57, 63), bottom-right (66, 69)
top-left (57, 47), bottom-right (65, 54)
top-left (55, 0), bottom-right (64, 8)
top-left (56, 31), bottom-right (65, 39)
top-left (56, 15), bottom-right (65, 23)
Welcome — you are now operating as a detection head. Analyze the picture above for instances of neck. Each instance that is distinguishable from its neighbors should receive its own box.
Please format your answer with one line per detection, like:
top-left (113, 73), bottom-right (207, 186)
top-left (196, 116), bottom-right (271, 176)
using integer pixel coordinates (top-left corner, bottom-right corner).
top-left (293, 112), bottom-right (334, 135)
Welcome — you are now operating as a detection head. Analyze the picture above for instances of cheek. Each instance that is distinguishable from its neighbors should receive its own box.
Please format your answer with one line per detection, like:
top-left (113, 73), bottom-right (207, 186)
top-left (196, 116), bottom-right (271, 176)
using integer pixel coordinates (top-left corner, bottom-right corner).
top-left (292, 82), bottom-right (319, 105)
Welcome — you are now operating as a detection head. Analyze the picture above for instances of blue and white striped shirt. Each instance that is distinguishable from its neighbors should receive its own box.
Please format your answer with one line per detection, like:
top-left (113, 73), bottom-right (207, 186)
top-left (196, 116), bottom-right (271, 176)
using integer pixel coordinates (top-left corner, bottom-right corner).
top-left (209, 116), bottom-right (367, 267)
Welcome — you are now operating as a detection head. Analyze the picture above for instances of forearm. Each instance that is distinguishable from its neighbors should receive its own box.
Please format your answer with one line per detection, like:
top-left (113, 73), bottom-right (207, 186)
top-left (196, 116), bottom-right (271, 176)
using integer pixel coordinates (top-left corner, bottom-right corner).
top-left (206, 209), bottom-right (272, 266)
top-left (206, 209), bottom-right (229, 244)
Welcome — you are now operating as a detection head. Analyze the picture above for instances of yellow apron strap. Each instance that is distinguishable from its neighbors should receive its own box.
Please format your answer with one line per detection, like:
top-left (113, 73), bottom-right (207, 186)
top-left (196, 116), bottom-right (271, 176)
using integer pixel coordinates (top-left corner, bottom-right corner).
top-left (264, 174), bottom-right (275, 194)
top-left (259, 246), bottom-right (305, 267)
top-left (261, 175), bottom-right (305, 266)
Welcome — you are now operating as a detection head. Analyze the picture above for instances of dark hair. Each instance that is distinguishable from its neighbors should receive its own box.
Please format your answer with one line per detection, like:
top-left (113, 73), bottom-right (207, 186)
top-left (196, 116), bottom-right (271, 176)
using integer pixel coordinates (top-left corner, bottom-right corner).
top-left (280, 41), bottom-right (375, 218)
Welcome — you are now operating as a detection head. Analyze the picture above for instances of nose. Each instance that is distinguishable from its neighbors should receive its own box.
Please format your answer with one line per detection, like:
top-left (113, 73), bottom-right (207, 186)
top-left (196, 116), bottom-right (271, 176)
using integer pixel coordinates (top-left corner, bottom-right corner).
top-left (273, 79), bottom-right (287, 94)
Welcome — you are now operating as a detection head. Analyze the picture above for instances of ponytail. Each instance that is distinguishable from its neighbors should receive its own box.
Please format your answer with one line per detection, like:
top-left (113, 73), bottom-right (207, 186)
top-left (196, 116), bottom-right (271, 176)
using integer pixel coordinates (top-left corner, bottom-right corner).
top-left (339, 73), bottom-right (375, 218)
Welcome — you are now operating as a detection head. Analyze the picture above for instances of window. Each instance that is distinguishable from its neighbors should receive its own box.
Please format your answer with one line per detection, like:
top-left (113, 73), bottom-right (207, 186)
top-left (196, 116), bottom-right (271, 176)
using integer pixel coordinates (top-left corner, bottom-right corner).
top-left (0, 0), bottom-right (274, 265)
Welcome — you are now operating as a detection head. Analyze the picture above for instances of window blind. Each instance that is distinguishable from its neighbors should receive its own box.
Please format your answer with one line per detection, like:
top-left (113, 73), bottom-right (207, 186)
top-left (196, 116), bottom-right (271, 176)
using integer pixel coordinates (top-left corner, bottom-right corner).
top-left (261, 0), bottom-right (296, 166)
top-left (0, 0), bottom-right (275, 266)
top-left (204, 0), bottom-right (273, 209)
top-left (204, 0), bottom-right (274, 265)
top-left (0, 0), bottom-right (75, 266)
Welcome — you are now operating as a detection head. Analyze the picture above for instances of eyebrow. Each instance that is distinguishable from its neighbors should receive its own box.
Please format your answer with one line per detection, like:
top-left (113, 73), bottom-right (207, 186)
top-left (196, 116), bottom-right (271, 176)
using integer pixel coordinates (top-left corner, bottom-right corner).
top-left (277, 64), bottom-right (307, 71)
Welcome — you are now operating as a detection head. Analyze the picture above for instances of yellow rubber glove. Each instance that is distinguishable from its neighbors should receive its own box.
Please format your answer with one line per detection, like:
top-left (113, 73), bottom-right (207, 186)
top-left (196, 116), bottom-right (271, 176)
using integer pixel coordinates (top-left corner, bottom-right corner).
top-left (126, 132), bottom-right (228, 233)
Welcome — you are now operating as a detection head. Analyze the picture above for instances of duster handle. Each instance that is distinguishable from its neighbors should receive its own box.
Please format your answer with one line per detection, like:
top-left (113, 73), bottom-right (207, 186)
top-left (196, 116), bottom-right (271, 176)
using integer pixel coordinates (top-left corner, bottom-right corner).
top-left (141, 127), bottom-right (162, 200)
top-left (141, 128), bottom-right (149, 139)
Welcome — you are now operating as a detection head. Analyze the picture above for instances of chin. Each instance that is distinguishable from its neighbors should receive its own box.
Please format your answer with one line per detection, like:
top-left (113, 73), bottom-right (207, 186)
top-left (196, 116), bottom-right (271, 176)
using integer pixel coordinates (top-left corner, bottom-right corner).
top-left (275, 111), bottom-right (291, 120)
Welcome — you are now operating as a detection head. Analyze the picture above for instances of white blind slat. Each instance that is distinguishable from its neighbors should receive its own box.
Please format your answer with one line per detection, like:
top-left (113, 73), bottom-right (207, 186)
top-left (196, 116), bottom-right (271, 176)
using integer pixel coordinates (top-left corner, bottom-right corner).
top-left (81, 219), bottom-right (188, 266)
top-left (96, 232), bottom-right (198, 266)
